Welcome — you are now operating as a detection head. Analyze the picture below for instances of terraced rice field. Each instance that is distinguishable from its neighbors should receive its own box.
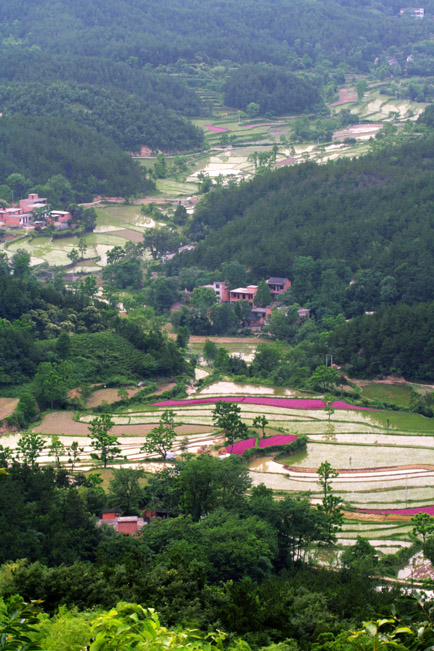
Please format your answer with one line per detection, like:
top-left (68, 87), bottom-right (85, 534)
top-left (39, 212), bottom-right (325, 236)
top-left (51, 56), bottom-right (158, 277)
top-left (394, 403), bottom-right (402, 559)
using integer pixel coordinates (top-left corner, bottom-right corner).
top-left (3, 379), bottom-right (434, 556)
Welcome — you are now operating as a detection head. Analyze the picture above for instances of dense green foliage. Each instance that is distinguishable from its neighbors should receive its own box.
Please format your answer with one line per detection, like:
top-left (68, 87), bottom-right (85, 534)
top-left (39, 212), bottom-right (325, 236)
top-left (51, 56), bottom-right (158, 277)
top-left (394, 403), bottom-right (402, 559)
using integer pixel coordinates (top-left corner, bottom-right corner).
top-left (0, 257), bottom-right (185, 391)
top-left (0, 0), bottom-right (429, 72)
top-left (331, 301), bottom-right (434, 380)
top-left (0, 81), bottom-right (203, 153)
top-left (0, 49), bottom-right (202, 117)
top-left (0, 456), bottom-right (399, 649)
top-left (224, 65), bottom-right (321, 114)
top-left (0, 115), bottom-right (151, 201)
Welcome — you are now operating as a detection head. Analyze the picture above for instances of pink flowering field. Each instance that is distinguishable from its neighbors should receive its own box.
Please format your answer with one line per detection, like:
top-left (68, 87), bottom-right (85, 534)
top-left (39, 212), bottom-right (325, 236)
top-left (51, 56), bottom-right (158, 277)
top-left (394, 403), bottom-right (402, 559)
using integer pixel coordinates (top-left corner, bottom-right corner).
top-left (152, 396), bottom-right (374, 411)
top-left (275, 158), bottom-right (296, 167)
top-left (360, 506), bottom-right (434, 516)
top-left (205, 125), bottom-right (228, 132)
top-left (227, 434), bottom-right (298, 456)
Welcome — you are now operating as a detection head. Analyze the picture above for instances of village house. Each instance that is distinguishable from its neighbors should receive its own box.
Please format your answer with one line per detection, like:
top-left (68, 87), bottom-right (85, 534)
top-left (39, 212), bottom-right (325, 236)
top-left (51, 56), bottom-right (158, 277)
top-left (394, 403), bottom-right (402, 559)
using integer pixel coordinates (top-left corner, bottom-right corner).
top-left (97, 511), bottom-right (146, 535)
top-left (195, 275), bottom-right (298, 332)
top-left (0, 207), bottom-right (33, 227)
top-left (201, 281), bottom-right (230, 302)
top-left (297, 307), bottom-right (310, 320)
top-left (45, 210), bottom-right (72, 229)
top-left (0, 194), bottom-right (73, 229)
top-left (247, 306), bottom-right (273, 331)
top-left (399, 7), bottom-right (424, 17)
top-left (229, 285), bottom-right (258, 304)
top-left (19, 193), bottom-right (48, 212)
top-left (266, 277), bottom-right (291, 297)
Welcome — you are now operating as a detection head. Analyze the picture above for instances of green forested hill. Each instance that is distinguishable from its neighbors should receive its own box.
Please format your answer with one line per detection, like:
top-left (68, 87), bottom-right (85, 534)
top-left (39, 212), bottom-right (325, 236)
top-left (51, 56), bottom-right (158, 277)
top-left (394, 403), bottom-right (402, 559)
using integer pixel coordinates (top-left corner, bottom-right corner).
top-left (178, 135), bottom-right (434, 315)
top-left (0, 81), bottom-right (203, 152)
top-left (224, 65), bottom-right (322, 114)
top-left (0, 0), bottom-right (428, 70)
top-left (0, 50), bottom-right (202, 117)
top-left (0, 115), bottom-right (151, 200)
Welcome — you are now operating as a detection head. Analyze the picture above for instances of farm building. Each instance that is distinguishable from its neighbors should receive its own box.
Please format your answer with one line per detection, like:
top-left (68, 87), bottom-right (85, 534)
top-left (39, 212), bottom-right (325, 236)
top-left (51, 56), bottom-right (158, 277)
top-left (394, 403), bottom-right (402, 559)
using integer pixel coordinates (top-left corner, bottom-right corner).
top-left (97, 511), bottom-right (146, 535)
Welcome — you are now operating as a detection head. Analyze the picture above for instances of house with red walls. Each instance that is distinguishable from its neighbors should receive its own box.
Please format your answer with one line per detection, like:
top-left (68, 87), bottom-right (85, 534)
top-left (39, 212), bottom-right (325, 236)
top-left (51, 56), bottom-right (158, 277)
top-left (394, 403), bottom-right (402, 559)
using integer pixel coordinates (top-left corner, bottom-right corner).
top-left (266, 277), bottom-right (291, 297)
top-left (201, 281), bottom-right (230, 302)
top-left (247, 306), bottom-right (273, 331)
top-left (0, 207), bottom-right (33, 227)
top-left (97, 511), bottom-right (146, 535)
top-left (19, 193), bottom-right (47, 212)
top-left (229, 285), bottom-right (258, 304)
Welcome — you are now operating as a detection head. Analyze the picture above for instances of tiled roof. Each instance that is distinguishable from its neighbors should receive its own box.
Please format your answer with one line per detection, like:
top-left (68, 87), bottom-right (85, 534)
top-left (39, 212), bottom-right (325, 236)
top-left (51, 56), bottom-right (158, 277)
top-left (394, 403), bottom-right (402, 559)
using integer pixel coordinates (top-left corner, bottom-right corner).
top-left (267, 277), bottom-right (288, 284)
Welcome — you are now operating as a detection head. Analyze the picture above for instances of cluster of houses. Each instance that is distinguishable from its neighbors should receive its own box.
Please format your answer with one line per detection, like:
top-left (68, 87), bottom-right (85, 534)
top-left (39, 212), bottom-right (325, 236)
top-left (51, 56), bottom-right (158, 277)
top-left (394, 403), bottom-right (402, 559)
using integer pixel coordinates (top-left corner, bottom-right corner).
top-left (399, 7), bottom-right (424, 17)
top-left (0, 194), bottom-right (72, 229)
top-left (201, 276), bottom-right (309, 331)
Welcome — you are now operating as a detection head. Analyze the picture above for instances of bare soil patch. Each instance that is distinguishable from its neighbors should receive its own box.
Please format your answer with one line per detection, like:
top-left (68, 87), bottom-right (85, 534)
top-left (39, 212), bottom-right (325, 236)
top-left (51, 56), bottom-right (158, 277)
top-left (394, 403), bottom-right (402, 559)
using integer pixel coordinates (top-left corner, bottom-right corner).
top-left (344, 510), bottom-right (412, 522)
top-left (86, 387), bottom-right (141, 408)
top-left (0, 398), bottom-right (19, 421)
top-left (152, 382), bottom-right (177, 395)
top-left (34, 412), bottom-right (90, 436)
top-left (108, 229), bottom-right (144, 243)
top-left (34, 412), bottom-right (215, 437)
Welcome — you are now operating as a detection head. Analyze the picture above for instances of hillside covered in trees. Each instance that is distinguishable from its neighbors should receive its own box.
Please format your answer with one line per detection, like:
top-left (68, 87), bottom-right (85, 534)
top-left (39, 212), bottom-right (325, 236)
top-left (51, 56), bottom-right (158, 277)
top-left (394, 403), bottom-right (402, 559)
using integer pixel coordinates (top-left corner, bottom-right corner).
top-left (0, 453), bottom-right (406, 650)
top-left (0, 252), bottom-right (185, 415)
top-left (0, 81), bottom-right (204, 153)
top-left (224, 65), bottom-right (322, 115)
top-left (0, 115), bottom-right (153, 201)
top-left (0, 0), bottom-right (434, 193)
top-left (0, 0), bottom-right (430, 71)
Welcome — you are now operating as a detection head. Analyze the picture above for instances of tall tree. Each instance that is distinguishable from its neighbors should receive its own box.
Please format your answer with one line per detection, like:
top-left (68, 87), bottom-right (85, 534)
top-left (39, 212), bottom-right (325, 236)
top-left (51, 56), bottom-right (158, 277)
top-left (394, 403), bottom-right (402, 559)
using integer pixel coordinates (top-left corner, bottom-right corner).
top-left (88, 415), bottom-right (121, 468)
top-left (317, 461), bottom-right (343, 542)
top-left (254, 279), bottom-right (272, 307)
top-left (33, 362), bottom-right (68, 410)
top-left (108, 468), bottom-right (144, 515)
top-left (212, 401), bottom-right (248, 452)
top-left (48, 436), bottom-right (65, 469)
top-left (253, 415), bottom-right (268, 438)
top-left (16, 432), bottom-right (45, 469)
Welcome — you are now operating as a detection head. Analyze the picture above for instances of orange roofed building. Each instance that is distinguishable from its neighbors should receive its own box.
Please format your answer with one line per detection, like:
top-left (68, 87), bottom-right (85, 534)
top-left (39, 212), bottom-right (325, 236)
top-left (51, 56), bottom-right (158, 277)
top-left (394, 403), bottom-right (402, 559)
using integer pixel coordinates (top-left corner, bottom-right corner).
top-left (98, 511), bottom-right (146, 535)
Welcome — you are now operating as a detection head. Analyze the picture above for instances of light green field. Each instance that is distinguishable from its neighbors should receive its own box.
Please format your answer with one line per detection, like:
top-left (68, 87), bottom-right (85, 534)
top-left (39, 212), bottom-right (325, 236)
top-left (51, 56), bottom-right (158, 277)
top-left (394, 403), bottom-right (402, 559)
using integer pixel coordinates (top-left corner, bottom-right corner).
top-left (5, 232), bottom-right (128, 267)
top-left (155, 179), bottom-right (198, 195)
top-left (361, 382), bottom-right (419, 407)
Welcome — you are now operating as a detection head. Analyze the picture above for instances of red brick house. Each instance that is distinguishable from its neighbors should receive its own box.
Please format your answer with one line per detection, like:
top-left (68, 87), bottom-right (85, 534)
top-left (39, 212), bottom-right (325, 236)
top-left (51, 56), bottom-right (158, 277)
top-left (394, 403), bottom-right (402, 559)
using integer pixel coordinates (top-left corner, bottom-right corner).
top-left (201, 281), bottom-right (230, 302)
top-left (19, 193), bottom-right (47, 212)
top-left (266, 277), bottom-right (292, 297)
top-left (229, 285), bottom-right (258, 304)
top-left (247, 306), bottom-right (273, 331)
top-left (97, 512), bottom-right (146, 535)
top-left (0, 208), bottom-right (33, 227)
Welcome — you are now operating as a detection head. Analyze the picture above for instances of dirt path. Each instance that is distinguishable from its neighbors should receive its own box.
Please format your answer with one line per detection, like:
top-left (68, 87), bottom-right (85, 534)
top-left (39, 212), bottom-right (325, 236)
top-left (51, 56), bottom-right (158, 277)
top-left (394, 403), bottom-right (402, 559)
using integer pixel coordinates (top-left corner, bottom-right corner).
top-left (168, 334), bottom-right (267, 345)
top-left (350, 375), bottom-right (434, 390)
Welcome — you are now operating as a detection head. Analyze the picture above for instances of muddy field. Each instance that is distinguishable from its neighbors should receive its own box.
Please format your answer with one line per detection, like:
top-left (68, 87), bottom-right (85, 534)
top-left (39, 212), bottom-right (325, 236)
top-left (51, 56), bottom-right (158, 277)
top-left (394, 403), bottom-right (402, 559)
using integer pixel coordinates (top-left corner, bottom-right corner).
top-left (33, 411), bottom-right (215, 437)
top-left (86, 388), bottom-right (141, 408)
